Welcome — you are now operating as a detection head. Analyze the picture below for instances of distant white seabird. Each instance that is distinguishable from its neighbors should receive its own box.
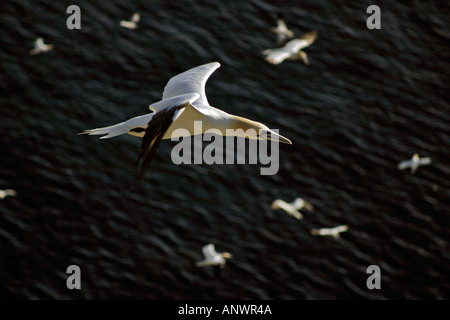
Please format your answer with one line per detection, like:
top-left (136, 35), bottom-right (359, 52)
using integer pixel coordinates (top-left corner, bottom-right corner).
top-left (80, 62), bottom-right (292, 178)
top-left (120, 13), bottom-right (140, 29)
top-left (270, 198), bottom-right (313, 220)
top-left (397, 153), bottom-right (432, 174)
top-left (29, 38), bottom-right (54, 55)
top-left (263, 30), bottom-right (318, 65)
top-left (270, 18), bottom-right (294, 45)
top-left (0, 189), bottom-right (17, 199)
top-left (311, 225), bottom-right (349, 239)
top-left (196, 244), bottom-right (232, 269)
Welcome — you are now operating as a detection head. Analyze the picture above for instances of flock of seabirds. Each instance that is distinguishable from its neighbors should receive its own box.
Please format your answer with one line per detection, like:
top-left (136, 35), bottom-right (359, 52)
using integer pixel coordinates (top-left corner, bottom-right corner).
top-left (3, 13), bottom-right (432, 273)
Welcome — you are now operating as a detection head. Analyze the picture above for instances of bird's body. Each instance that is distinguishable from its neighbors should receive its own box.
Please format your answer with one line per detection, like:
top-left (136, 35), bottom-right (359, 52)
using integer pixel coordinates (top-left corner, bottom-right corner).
top-left (263, 30), bottom-right (317, 65)
top-left (397, 153), bottom-right (431, 174)
top-left (196, 244), bottom-right (232, 269)
top-left (0, 189), bottom-right (17, 199)
top-left (311, 225), bottom-right (349, 239)
top-left (271, 198), bottom-right (313, 220)
top-left (29, 38), bottom-right (54, 55)
top-left (270, 18), bottom-right (294, 45)
top-left (120, 12), bottom-right (140, 29)
top-left (80, 62), bottom-right (292, 178)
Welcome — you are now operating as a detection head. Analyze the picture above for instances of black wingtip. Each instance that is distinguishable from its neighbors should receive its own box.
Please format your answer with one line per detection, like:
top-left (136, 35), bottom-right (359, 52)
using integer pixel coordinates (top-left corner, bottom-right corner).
top-left (134, 103), bottom-right (187, 181)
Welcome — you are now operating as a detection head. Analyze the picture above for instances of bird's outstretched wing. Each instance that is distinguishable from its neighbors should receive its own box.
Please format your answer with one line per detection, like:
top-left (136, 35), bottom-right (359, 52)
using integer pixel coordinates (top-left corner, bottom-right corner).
top-left (137, 93), bottom-right (199, 178)
top-left (202, 244), bottom-right (217, 260)
top-left (284, 38), bottom-right (309, 52)
top-left (273, 19), bottom-right (294, 45)
top-left (136, 102), bottom-right (189, 179)
top-left (335, 225), bottom-right (349, 233)
top-left (419, 157), bottom-right (432, 166)
top-left (397, 160), bottom-right (412, 170)
top-left (131, 13), bottom-right (140, 23)
top-left (35, 37), bottom-right (44, 48)
top-left (262, 47), bottom-right (292, 65)
top-left (162, 62), bottom-right (221, 109)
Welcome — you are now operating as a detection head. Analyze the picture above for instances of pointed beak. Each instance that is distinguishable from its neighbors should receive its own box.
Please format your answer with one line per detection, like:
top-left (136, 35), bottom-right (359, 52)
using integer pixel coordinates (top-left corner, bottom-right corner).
top-left (263, 130), bottom-right (292, 145)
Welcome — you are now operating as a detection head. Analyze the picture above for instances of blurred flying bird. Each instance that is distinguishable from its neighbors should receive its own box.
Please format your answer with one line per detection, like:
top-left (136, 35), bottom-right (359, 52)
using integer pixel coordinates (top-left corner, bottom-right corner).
top-left (270, 198), bottom-right (313, 220)
top-left (196, 244), bottom-right (232, 269)
top-left (397, 153), bottom-right (431, 174)
top-left (263, 30), bottom-right (318, 65)
top-left (29, 38), bottom-right (54, 55)
top-left (311, 225), bottom-right (349, 239)
top-left (270, 17), bottom-right (294, 45)
top-left (120, 12), bottom-right (140, 29)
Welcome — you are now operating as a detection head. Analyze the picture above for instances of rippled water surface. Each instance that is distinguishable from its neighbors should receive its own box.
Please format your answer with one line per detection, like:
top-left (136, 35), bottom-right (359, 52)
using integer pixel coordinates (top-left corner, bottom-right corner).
top-left (0, 0), bottom-right (449, 299)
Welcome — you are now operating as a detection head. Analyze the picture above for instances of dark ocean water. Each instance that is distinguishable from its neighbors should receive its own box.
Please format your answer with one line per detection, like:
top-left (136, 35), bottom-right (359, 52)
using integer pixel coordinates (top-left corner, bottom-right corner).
top-left (0, 0), bottom-right (449, 299)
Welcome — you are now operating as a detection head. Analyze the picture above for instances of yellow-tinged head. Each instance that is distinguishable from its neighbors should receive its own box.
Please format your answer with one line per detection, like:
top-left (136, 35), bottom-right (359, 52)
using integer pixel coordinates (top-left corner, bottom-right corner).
top-left (227, 115), bottom-right (292, 145)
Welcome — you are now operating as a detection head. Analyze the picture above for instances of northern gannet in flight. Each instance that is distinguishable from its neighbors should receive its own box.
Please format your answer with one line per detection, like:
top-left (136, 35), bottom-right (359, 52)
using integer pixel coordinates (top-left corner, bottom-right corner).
top-left (397, 153), bottom-right (432, 174)
top-left (80, 62), bottom-right (292, 178)
top-left (311, 225), bottom-right (349, 239)
top-left (0, 189), bottom-right (17, 199)
top-left (120, 13), bottom-right (140, 29)
top-left (270, 198), bottom-right (313, 220)
top-left (270, 18), bottom-right (294, 45)
top-left (196, 244), bottom-right (232, 269)
top-left (29, 38), bottom-right (54, 55)
top-left (262, 30), bottom-right (318, 65)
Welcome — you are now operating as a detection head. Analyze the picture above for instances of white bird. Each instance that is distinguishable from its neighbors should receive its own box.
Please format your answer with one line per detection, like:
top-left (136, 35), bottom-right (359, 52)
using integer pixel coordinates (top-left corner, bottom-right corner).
top-left (262, 30), bottom-right (318, 65)
top-left (270, 198), bottom-right (313, 220)
top-left (397, 153), bottom-right (432, 174)
top-left (0, 189), bottom-right (17, 199)
top-left (196, 244), bottom-right (232, 269)
top-left (80, 62), bottom-right (292, 178)
top-left (29, 37), bottom-right (54, 55)
top-left (270, 18), bottom-right (294, 45)
top-left (120, 12), bottom-right (140, 29)
top-left (311, 225), bottom-right (349, 239)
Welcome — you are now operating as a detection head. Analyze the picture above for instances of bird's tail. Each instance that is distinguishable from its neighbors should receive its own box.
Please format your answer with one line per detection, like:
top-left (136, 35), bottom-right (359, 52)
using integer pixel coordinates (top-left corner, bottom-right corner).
top-left (79, 113), bottom-right (154, 139)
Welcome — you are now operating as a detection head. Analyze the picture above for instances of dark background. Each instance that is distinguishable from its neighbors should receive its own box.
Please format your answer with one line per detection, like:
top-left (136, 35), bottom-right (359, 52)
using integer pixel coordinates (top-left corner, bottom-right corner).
top-left (0, 0), bottom-right (449, 299)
